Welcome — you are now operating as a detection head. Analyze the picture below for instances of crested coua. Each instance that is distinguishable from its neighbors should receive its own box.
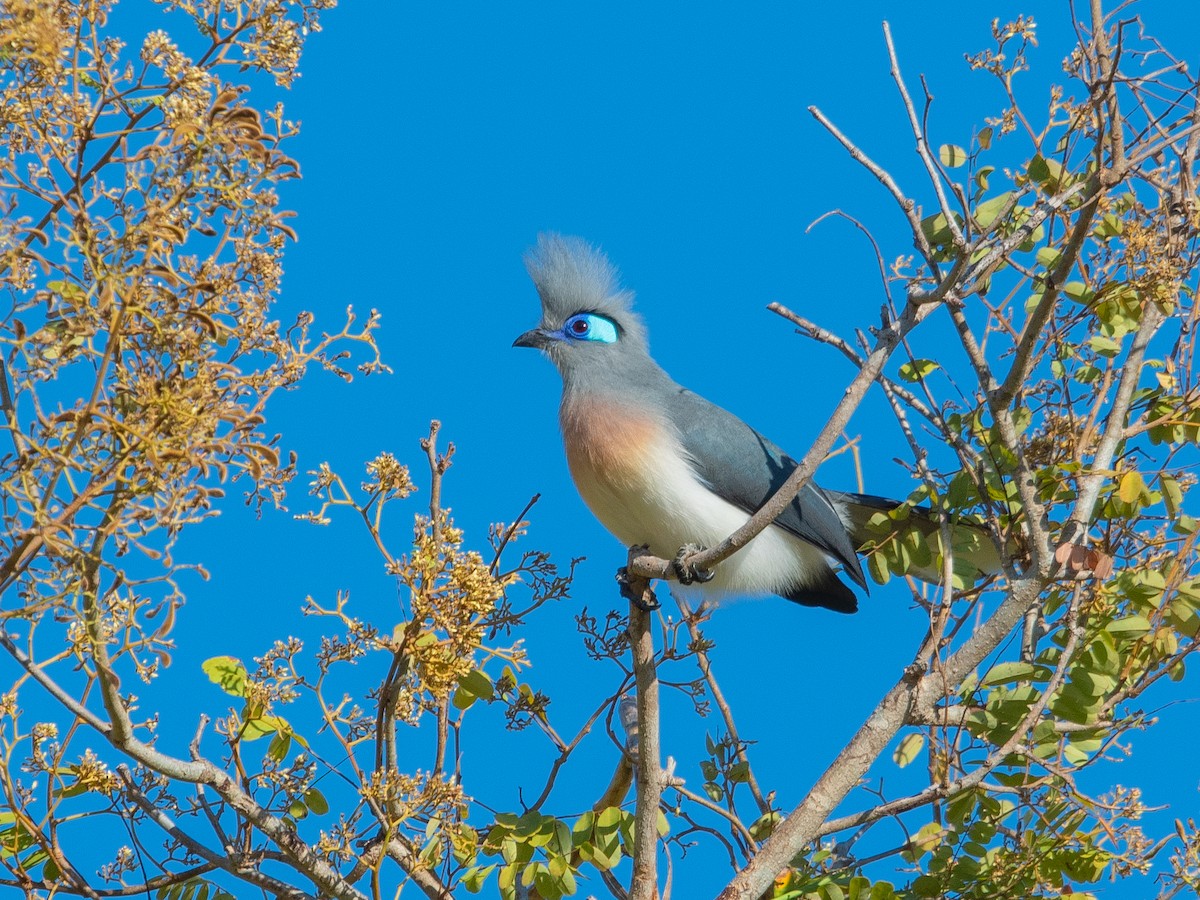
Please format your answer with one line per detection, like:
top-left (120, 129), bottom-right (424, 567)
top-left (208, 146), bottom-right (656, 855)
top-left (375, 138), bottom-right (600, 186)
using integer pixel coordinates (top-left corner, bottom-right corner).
top-left (513, 234), bottom-right (990, 614)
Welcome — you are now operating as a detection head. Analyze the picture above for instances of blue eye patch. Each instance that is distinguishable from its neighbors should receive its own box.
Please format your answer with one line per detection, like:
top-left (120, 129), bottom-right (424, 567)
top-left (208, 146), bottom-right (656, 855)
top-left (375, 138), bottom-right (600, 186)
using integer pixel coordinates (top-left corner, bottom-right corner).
top-left (562, 313), bottom-right (619, 344)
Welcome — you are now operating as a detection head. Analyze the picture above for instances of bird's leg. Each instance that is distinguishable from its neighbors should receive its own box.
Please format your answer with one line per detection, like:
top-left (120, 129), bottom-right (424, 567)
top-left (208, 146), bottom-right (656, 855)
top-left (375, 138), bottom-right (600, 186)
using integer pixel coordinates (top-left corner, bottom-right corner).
top-left (619, 544), bottom-right (660, 611)
top-left (672, 543), bottom-right (715, 586)
top-left (618, 570), bottom-right (660, 611)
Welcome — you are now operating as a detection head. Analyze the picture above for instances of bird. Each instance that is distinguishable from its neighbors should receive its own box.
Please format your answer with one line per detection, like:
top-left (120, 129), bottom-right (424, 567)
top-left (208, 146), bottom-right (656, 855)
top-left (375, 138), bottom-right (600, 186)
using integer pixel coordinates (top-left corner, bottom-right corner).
top-left (513, 234), bottom-right (996, 614)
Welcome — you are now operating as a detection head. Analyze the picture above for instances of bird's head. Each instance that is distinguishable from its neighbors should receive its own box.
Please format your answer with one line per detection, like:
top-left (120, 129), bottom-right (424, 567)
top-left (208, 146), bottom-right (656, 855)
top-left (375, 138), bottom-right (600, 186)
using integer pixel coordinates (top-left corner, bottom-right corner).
top-left (514, 234), bottom-right (651, 383)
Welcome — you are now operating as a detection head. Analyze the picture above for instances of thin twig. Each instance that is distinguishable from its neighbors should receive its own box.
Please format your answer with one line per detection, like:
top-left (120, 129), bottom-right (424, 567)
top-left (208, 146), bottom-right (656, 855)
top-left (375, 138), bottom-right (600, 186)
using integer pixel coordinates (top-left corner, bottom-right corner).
top-left (884, 21), bottom-right (964, 248)
top-left (673, 590), bottom-right (770, 816)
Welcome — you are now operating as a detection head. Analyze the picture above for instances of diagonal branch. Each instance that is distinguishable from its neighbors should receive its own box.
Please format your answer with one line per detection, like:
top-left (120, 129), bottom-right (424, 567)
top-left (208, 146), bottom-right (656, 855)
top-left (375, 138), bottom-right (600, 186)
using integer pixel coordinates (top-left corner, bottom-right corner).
top-left (715, 573), bottom-right (1050, 900)
top-left (629, 298), bottom-right (934, 586)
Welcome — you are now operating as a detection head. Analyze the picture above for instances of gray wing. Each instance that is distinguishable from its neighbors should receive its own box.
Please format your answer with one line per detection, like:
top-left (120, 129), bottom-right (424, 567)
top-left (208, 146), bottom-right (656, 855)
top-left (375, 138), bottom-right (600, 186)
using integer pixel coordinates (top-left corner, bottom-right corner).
top-left (666, 387), bottom-right (868, 592)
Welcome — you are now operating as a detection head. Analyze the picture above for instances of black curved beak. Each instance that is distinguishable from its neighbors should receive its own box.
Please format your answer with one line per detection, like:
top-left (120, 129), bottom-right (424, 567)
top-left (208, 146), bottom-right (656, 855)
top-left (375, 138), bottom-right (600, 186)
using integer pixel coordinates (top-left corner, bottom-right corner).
top-left (513, 328), bottom-right (551, 349)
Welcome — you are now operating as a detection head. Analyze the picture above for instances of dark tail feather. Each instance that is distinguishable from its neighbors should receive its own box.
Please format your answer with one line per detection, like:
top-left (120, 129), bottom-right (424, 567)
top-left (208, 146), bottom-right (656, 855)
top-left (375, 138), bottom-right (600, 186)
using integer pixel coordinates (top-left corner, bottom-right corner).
top-left (828, 491), bottom-right (1005, 585)
top-left (781, 567), bottom-right (859, 614)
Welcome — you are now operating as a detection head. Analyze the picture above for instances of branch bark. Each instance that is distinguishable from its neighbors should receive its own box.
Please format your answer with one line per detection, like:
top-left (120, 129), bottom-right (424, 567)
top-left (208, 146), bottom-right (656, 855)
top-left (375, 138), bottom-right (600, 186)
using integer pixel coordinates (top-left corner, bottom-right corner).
top-left (627, 590), bottom-right (663, 900)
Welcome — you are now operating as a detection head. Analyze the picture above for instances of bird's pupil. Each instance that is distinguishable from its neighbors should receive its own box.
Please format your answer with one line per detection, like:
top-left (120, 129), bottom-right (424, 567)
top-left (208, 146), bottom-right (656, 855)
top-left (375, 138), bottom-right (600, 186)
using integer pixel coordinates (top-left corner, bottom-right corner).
top-left (572, 319), bottom-right (588, 333)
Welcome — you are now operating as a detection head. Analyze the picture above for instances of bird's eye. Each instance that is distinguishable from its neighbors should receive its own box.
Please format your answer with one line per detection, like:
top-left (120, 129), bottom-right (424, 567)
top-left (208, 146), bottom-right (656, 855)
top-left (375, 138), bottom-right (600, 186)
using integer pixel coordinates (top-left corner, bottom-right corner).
top-left (563, 313), bottom-right (619, 344)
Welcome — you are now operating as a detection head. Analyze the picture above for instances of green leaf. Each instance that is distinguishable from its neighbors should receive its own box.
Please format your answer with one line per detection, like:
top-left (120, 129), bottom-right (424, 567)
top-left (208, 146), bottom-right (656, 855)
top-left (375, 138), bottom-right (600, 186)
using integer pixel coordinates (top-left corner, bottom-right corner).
top-left (920, 211), bottom-right (961, 251)
top-left (534, 869), bottom-right (562, 900)
top-left (202, 656), bottom-right (248, 697)
top-left (590, 839), bottom-right (621, 871)
top-left (893, 733), bottom-right (925, 768)
top-left (866, 550), bottom-right (890, 586)
top-left (904, 823), bottom-right (945, 863)
top-left (1161, 474), bottom-right (1183, 517)
top-left (553, 819), bottom-right (573, 855)
top-left (595, 807), bottom-right (622, 832)
top-left (1093, 213), bottom-right (1123, 238)
top-left (1036, 246), bottom-right (1061, 270)
top-left (267, 731), bottom-right (291, 762)
top-left (1106, 615), bottom-right (1152, 636)
top-left (499, 837), bottom-right (517, 864)
top-left (515, 810), bottom-right (544, 838)
top-left (1117, 471), bottom-right (1148, 504)
top-left (559, 867), bottom-right (577, 894)
top-left (974, 165), bottom-right (994, 193)
top-left (20, 847), bottom-right (49, 870)
top-left (656, 809), bottom-right (670, 837)
top-left (1063, 281), bottom-right (1095, 304)
top-left (462, 864), bottom-right (496, 893)
top-left (520, 861), bottom-right (539, 888)
top-left (497, 861), bottom-right (516, 891)
top-left (749, 811), bottom-right (781, 841)
top-left (1074, 669), bottom-right (1117, 698)
top-left (241, 713), bottom-right (287, 741)
top-left (459, 668), bottom-right (494, 701)
top-left (304, 788), bottom-right (329, 815)
top-left (451, 687), bottom-right (477, 711)
top-left (1027, 154), bottom-right (1065, 191)
top-left (898, 359), bottom-right (940, 382)
top-left (1089, 335), bottom-right (1121, 357)
top-left (1051, 693), bottom-right (1097, 726)
top-left (981, 661), bottom-right (1039, 686)
top-left (939, 144), bottom-right (968, 167)
top-left (618, 809), bottom-right (636, 851)
top-left (974, 192), bottom-right (1014, 230)
top-left (53, 783), bottom-right (87, 800)
top-left (47, 280), bottom-right (86, 303)
top-left (572, 810), bottom-right (594, 841)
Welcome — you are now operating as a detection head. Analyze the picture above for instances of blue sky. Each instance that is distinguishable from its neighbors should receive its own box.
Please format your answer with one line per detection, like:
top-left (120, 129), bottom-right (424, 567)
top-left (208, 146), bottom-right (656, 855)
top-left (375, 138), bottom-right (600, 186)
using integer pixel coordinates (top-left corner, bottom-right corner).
top-left (89, 1), bottom-right (1200, 897)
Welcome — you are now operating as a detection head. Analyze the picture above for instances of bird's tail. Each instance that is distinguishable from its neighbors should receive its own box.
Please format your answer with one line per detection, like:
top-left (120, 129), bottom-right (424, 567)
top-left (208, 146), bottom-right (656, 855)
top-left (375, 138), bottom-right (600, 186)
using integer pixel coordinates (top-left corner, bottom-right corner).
top-left (829, 491), bottom-right (1006, 586)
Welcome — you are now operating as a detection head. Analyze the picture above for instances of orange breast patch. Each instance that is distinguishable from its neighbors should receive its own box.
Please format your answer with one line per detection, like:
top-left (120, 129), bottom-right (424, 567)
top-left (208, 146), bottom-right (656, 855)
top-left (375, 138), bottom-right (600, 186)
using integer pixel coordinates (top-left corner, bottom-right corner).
top-left (560, 397), bottom-right (665, 491)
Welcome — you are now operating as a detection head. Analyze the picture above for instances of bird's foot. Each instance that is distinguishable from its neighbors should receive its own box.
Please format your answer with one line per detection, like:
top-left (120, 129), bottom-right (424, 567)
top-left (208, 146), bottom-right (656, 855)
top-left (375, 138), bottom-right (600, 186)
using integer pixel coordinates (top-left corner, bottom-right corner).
top-left (619, 545), bottom-right (660, 611)
top-left (672, 544), bottom-right (715, 585)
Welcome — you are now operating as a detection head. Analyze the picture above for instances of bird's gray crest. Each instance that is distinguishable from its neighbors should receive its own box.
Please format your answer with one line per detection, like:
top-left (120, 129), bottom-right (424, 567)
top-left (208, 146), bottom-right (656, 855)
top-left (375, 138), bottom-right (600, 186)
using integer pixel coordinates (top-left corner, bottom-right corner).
top-left (524, 234), bottom-right (643, 335)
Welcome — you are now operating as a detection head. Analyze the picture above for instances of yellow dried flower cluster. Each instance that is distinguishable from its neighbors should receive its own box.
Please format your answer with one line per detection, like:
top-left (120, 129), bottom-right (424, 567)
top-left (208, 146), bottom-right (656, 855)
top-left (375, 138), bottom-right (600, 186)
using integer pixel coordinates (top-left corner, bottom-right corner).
top-left (363, 453), bottom-right (415, 498)
top-left (69, 749), bottom-right (122, 795)
top-left (360, 768), bottom-right (467, 837)
top-left (316, 816), bottom-right (360, 863)
top-left (1119, 217), bottom-right (1188, 307)
top-left (0, 0), bottom-right (70, 71)
top-left (402, 517), bottom-right (516, 698)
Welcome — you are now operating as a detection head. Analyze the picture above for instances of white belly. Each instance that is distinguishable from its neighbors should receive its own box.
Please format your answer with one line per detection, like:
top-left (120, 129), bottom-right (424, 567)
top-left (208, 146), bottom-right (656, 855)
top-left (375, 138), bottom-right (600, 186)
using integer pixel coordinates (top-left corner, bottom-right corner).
top-left (563, 408), bottom-right (828, 599)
